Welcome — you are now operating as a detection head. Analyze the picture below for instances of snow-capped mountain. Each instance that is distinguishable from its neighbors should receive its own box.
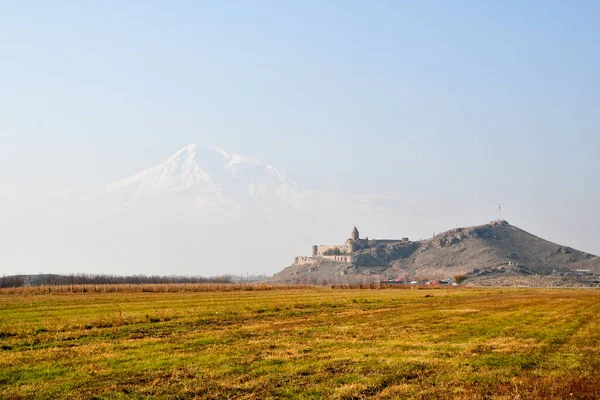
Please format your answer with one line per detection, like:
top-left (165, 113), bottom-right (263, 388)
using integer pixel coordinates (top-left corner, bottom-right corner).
top-left (38, 143), bottom-right (414, 225)
top-left (104, 143), bottom-right (296, 200)
top-left (69, 143), bottom-right (305, 221)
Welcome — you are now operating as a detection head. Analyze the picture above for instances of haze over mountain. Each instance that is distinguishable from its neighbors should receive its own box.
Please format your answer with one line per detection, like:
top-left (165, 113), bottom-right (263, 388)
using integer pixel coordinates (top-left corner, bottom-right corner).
top-left (2, 144), bottom-right (416, 276)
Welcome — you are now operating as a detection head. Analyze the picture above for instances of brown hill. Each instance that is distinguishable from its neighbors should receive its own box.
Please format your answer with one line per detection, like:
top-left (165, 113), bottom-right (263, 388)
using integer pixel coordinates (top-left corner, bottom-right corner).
top-left (269, 221), bottom-right (600, 287)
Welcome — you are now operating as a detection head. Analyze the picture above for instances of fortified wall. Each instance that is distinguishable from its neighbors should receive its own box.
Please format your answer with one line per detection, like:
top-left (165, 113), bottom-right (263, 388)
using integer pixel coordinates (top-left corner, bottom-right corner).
top-left (296, 254), bottom-right (353, 264)
top-left (321, 254), bottom-right (353, 263)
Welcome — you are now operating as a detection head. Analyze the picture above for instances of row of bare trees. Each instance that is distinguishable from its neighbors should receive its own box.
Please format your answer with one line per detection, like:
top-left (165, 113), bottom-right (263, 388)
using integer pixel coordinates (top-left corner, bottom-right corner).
top-left (0, 273), bottom-right (232, 288)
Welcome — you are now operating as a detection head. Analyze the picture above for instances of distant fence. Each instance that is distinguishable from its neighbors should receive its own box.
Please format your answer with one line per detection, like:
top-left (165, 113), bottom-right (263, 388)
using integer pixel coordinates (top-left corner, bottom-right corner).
top-left (0, 282), bottom-right (465, 295)
top-left (0, 283), bottom-right (318, 295)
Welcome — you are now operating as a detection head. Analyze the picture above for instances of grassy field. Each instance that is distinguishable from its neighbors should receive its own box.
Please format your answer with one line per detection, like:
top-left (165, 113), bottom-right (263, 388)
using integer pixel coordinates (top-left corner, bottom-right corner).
top-left (1, 286), bottom-right (599, 399)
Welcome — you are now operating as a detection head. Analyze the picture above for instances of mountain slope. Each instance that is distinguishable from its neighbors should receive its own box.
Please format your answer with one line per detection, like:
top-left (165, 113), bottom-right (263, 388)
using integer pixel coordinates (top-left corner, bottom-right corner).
top-left (270, 221), bottom-right (600, 286)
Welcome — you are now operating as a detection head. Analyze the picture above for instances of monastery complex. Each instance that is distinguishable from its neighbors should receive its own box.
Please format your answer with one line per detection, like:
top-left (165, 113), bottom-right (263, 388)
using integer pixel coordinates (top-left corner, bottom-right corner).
top-left (308, 226), bottom-right (409, 264)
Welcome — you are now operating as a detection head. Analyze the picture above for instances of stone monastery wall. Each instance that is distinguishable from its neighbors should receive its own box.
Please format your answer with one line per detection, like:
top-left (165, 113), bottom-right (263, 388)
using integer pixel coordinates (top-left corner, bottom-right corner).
top-left (321, 255), bottom-right (353, 263)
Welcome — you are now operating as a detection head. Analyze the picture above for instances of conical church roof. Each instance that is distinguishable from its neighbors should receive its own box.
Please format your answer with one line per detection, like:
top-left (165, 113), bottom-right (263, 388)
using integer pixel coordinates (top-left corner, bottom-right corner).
top-left (351, 226), bottom-right (359, 240)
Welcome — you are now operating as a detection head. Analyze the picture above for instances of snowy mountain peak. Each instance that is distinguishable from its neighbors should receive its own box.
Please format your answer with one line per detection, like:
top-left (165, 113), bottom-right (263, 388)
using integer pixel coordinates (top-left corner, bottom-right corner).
top-left (105, 144), bottom-right (210, 196)
top-left (103, 143), bottom-right (295, 200)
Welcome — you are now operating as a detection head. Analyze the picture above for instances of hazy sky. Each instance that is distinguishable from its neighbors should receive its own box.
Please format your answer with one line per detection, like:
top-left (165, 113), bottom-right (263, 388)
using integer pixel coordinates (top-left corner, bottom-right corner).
top-left (2, 1), bottom-right (600, 274)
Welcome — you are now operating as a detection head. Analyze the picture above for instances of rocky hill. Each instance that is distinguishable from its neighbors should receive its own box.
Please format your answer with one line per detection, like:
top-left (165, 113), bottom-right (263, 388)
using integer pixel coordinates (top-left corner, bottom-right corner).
top-left (270, 221), bottom-right (600, 287)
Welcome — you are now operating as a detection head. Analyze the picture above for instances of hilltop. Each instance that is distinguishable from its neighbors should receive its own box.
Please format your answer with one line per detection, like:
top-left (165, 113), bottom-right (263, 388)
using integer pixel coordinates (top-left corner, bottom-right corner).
top-left (270, 221), bottom-right (600, 287)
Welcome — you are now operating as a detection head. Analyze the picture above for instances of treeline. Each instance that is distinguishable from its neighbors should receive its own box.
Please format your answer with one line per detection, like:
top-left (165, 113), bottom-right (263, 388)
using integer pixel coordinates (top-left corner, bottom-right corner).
top-left (0, 274), bottom-right (231, 288)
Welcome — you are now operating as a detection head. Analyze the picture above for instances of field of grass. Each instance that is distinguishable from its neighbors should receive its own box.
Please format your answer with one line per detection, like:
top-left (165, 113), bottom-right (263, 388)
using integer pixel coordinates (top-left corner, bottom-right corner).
top-left (1, 286), bottom-right (599, 399)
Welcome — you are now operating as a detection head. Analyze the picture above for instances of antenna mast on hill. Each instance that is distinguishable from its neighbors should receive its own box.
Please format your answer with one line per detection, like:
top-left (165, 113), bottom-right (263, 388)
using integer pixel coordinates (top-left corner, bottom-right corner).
top-left (497, 204), bottom-right (502, 222)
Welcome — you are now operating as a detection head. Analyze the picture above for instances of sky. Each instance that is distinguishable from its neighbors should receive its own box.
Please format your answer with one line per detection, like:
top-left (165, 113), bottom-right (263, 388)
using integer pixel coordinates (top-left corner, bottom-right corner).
top-left (2, 1), bottom-right (600, 275)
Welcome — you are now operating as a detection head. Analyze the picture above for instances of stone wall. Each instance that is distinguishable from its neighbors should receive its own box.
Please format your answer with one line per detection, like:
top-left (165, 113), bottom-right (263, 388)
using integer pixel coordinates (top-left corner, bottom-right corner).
top-left (321, 255), bottom-right (353, 263)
